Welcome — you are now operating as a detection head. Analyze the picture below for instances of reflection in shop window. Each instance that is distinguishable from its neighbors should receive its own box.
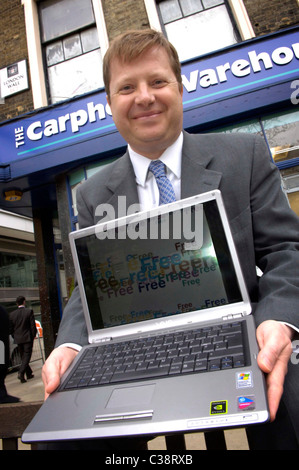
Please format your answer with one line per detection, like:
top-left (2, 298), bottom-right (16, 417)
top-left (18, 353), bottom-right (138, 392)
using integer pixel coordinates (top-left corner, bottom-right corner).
top-left (0, 253), bottom-right (38, 288)
top-left (262, 110), bottom-right (299, 164)
top-left (210, 113), bottom-right (299, 216)
top-left (214, 119), bottom-right (263, 136)
top-left (280, 166), bottom-right (299, 217)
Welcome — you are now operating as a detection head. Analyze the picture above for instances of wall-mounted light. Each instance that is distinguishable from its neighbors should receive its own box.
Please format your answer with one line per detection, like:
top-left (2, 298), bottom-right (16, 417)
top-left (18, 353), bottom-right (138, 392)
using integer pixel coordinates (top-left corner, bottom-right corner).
top-left (4, 190), bottom-right (23, 201)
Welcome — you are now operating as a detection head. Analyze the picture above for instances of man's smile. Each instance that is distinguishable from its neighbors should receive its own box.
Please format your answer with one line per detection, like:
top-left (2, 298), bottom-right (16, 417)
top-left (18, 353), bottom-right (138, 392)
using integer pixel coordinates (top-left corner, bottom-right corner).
top-left (132, 110), bottom-right (162, 120)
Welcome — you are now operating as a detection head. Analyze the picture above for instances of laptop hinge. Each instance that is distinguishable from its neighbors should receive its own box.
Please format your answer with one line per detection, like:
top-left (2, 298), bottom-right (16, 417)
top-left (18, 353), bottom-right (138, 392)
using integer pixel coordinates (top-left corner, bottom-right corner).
top-left (222, 312), bottom-right (245, 321)
top-left (92, 337), bottom-right (113, 343)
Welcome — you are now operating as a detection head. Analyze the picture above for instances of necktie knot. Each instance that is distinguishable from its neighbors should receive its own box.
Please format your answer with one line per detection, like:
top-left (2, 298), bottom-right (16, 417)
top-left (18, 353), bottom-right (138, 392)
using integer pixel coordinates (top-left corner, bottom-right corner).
top-left (149, 160), bottom-right (176, 205)
top-left (148, 160), bottom-right (167, 179)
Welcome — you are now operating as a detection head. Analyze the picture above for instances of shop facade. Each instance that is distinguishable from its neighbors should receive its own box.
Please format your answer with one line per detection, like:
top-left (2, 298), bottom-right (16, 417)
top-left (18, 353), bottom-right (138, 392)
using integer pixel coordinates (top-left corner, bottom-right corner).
top-left (1, 25), bottom-right (298, 354)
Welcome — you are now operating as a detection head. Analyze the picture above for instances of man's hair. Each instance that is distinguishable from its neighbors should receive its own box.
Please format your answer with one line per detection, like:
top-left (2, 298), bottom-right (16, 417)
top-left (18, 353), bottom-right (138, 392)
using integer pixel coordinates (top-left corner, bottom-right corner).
top-left (16, 296), bottom-right (25, 306)
top-left (103, 29), bottom-right (182, 99)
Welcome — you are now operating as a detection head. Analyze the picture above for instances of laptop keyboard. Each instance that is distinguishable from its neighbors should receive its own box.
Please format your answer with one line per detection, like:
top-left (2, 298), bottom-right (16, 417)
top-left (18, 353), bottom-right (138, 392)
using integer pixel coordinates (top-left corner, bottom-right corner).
top-left (61, 321), bottom-right (247, 391)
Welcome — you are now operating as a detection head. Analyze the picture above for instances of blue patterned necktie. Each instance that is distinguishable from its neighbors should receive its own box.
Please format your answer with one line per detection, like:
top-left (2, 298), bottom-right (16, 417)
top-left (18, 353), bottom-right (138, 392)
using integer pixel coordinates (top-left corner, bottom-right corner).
top-left (149, 160), bottom-right (176, 205)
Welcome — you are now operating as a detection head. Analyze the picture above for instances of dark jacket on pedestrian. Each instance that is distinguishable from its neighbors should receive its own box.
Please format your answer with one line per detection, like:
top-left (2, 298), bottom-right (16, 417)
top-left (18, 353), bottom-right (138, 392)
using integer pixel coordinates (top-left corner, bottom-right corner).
top-left (9, 307), bottom-right (37, 344)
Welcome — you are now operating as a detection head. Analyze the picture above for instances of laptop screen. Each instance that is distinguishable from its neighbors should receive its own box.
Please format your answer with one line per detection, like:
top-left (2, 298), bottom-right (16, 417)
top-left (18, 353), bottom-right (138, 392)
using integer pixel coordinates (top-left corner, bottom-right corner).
top-left (74, 200), bottom-right (242, 331)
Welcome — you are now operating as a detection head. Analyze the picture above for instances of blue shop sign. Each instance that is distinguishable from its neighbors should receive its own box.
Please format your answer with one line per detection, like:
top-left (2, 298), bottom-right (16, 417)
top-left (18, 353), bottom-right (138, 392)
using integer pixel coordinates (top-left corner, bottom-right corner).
top-left (0, 28), bottom-right (298, 168)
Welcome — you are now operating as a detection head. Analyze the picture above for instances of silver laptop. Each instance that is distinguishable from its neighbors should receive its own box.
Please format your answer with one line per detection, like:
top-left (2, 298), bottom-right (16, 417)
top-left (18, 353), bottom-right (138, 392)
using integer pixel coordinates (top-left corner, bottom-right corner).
top-left (23, 190), bottom-right (269, 443)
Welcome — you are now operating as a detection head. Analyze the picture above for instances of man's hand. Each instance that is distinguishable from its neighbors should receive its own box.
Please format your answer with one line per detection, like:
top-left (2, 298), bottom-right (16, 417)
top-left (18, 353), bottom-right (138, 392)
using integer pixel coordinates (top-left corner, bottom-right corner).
top-left (256, 320), bottom-right (293, 421)
top-left (42, 347), bottom-right (78, 400)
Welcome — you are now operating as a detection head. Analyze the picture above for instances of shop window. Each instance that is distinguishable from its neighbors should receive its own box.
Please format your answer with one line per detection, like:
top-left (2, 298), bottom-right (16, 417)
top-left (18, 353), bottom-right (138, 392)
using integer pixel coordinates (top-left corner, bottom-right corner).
top-left (280, 166), bottom-right (299, 217)
top-left (39, 0), bottom-right (104, 104)
top-left (215, 111), bottom-right (299, 217)
top-left (0, 253), bottom-right (38, 288)
top-left (262, 110), bottom-right (299, 165)
top-left (214, 119), bottom-right (263, 136)
top-left (155, 0), bottom-right (240, 61)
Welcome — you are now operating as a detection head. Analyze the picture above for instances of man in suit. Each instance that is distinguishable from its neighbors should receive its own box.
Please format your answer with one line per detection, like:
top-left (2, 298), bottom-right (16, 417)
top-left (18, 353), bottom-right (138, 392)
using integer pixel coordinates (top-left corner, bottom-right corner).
top-left (0, 305), bottom-right (20, 403)
top-left (9, 296), bottom-right (37, 383)
top-left (42, 29), bottom-right (299, 449)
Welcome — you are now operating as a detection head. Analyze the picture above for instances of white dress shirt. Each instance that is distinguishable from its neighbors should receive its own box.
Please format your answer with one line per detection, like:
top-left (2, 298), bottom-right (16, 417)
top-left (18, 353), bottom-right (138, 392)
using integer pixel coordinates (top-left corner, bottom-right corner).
top-left (128, 132), bottom-right (183, 211)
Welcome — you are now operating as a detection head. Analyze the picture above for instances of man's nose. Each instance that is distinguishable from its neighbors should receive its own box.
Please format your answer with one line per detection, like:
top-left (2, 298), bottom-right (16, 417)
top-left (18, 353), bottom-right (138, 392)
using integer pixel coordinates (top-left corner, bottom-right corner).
top-left (135, 83), bottom-right (155, 105)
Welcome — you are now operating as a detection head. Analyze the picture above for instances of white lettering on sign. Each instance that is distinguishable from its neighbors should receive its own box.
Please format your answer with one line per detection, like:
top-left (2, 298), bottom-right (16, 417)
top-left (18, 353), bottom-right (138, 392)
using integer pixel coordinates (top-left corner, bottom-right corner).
top-left (25, 102), bottom-right (112, 141)
top-left (15, 126), bottom-right (25, 148)
top-left (182, 42), bottom-right (299, 92)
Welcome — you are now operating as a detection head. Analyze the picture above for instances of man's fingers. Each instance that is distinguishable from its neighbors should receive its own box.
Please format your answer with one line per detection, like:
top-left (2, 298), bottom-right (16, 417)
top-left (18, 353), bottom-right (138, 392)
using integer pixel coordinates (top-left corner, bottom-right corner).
top-left (259, 349), bottom-right (288, 420)
top-left (41, 347), bottom-right (78, 400)
top-left (256, 321), bottom-right (293, 420)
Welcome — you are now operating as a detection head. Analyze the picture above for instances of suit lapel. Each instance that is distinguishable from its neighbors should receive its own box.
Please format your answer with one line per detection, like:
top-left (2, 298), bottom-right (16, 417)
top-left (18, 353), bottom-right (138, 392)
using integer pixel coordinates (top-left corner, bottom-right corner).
top-left (181, 131), bottom-right (222, 199)
top-left (104, 151), bottom-right (139, 216)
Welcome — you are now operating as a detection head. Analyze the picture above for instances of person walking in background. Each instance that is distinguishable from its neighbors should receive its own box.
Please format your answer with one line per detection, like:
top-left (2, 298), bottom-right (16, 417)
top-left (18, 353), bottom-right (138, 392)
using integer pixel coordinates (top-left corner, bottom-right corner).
top-left (0, 305), bottom-right (20, 403)
top-left (9, 296), bottom-right (37, 383)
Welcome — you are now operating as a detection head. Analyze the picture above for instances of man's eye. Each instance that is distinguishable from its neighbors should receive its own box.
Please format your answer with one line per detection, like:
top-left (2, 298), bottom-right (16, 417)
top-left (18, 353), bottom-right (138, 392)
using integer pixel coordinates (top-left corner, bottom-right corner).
top-left (119, 85), bottom-right (134, 94)
top-left (153, 79), bottom-right (166, 87)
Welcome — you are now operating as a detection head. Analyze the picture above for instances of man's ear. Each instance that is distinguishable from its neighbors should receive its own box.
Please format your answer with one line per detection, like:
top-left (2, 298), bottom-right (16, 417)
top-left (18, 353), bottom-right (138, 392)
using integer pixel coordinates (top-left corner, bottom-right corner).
top-left (106, 94), bottom-right (111, 106)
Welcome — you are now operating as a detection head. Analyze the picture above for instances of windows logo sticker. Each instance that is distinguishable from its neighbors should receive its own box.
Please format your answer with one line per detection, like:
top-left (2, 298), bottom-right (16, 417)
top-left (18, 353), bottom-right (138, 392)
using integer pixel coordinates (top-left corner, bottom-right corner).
top-left (236, 371), bottom-right (253, 389)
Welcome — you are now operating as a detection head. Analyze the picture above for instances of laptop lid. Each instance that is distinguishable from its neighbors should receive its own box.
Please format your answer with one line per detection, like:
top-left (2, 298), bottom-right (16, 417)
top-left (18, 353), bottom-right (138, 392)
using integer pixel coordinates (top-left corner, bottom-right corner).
top-left (69, 190), bottom-right (251, 344)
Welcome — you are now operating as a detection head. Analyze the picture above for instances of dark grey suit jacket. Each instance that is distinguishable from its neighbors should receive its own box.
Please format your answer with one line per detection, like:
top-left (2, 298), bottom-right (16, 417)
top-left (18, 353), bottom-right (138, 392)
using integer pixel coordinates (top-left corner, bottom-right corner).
top-left (56, 131), bottom-right (299, 347)
top-left (9, 306), bottom-right (37, 344)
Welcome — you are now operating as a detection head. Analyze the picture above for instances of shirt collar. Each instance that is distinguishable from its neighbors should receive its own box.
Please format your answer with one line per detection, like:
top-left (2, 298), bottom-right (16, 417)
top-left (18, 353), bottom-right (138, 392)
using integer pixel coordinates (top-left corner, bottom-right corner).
top-left (128, 132), bottom-right (183, 187)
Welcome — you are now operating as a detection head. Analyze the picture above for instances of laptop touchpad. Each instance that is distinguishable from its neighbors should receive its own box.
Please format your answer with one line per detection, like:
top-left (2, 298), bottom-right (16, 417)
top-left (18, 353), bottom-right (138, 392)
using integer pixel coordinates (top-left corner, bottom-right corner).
top-left (106, 384), bottom-right (156, 409)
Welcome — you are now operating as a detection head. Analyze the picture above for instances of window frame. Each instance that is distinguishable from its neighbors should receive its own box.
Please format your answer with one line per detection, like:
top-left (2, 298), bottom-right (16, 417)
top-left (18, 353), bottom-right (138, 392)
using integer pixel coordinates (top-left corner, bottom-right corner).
top-left (22, 0), bottom-right (109, 108)
top-left (144, 0), bottom-right (255, 43)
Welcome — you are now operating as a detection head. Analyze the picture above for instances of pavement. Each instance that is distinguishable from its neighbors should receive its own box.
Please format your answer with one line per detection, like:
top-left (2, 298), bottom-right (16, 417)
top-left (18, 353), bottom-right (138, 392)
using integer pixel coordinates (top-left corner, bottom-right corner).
top-left (2, 360), bottom-right (249, 450)
top-left (5, 359), bottom-right (45, 404)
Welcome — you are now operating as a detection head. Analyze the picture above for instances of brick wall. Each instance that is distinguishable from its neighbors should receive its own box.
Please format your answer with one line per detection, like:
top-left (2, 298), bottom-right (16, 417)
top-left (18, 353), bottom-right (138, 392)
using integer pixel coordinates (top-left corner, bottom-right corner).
top-left (243, 0), bottom-right (299, 36)
top-left (0, 0), bottom-right (34, 123)
top-left (102, 0), bottom-right (150, 40)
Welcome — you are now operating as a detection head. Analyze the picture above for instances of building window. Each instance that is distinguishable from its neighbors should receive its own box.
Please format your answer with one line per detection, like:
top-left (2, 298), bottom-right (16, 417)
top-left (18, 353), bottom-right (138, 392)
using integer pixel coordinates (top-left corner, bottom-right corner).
top-left (0, 252), bottom-right (38, 288)
top-left (262, 109), bottom-right (299, 217)
top-left (262, 109), bottom-right (299, 165)
top-left (215, 110), bottom-right (299, 217)
top-left (156, 0), bottom-right (240, 61)
top-left (39, 0), bottom-right (104, 104)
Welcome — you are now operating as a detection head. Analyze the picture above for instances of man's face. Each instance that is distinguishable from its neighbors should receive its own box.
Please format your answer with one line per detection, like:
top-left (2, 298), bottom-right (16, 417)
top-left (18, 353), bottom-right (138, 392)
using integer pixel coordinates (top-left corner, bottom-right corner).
top-left (107, 47), bottom-right (183, 159)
